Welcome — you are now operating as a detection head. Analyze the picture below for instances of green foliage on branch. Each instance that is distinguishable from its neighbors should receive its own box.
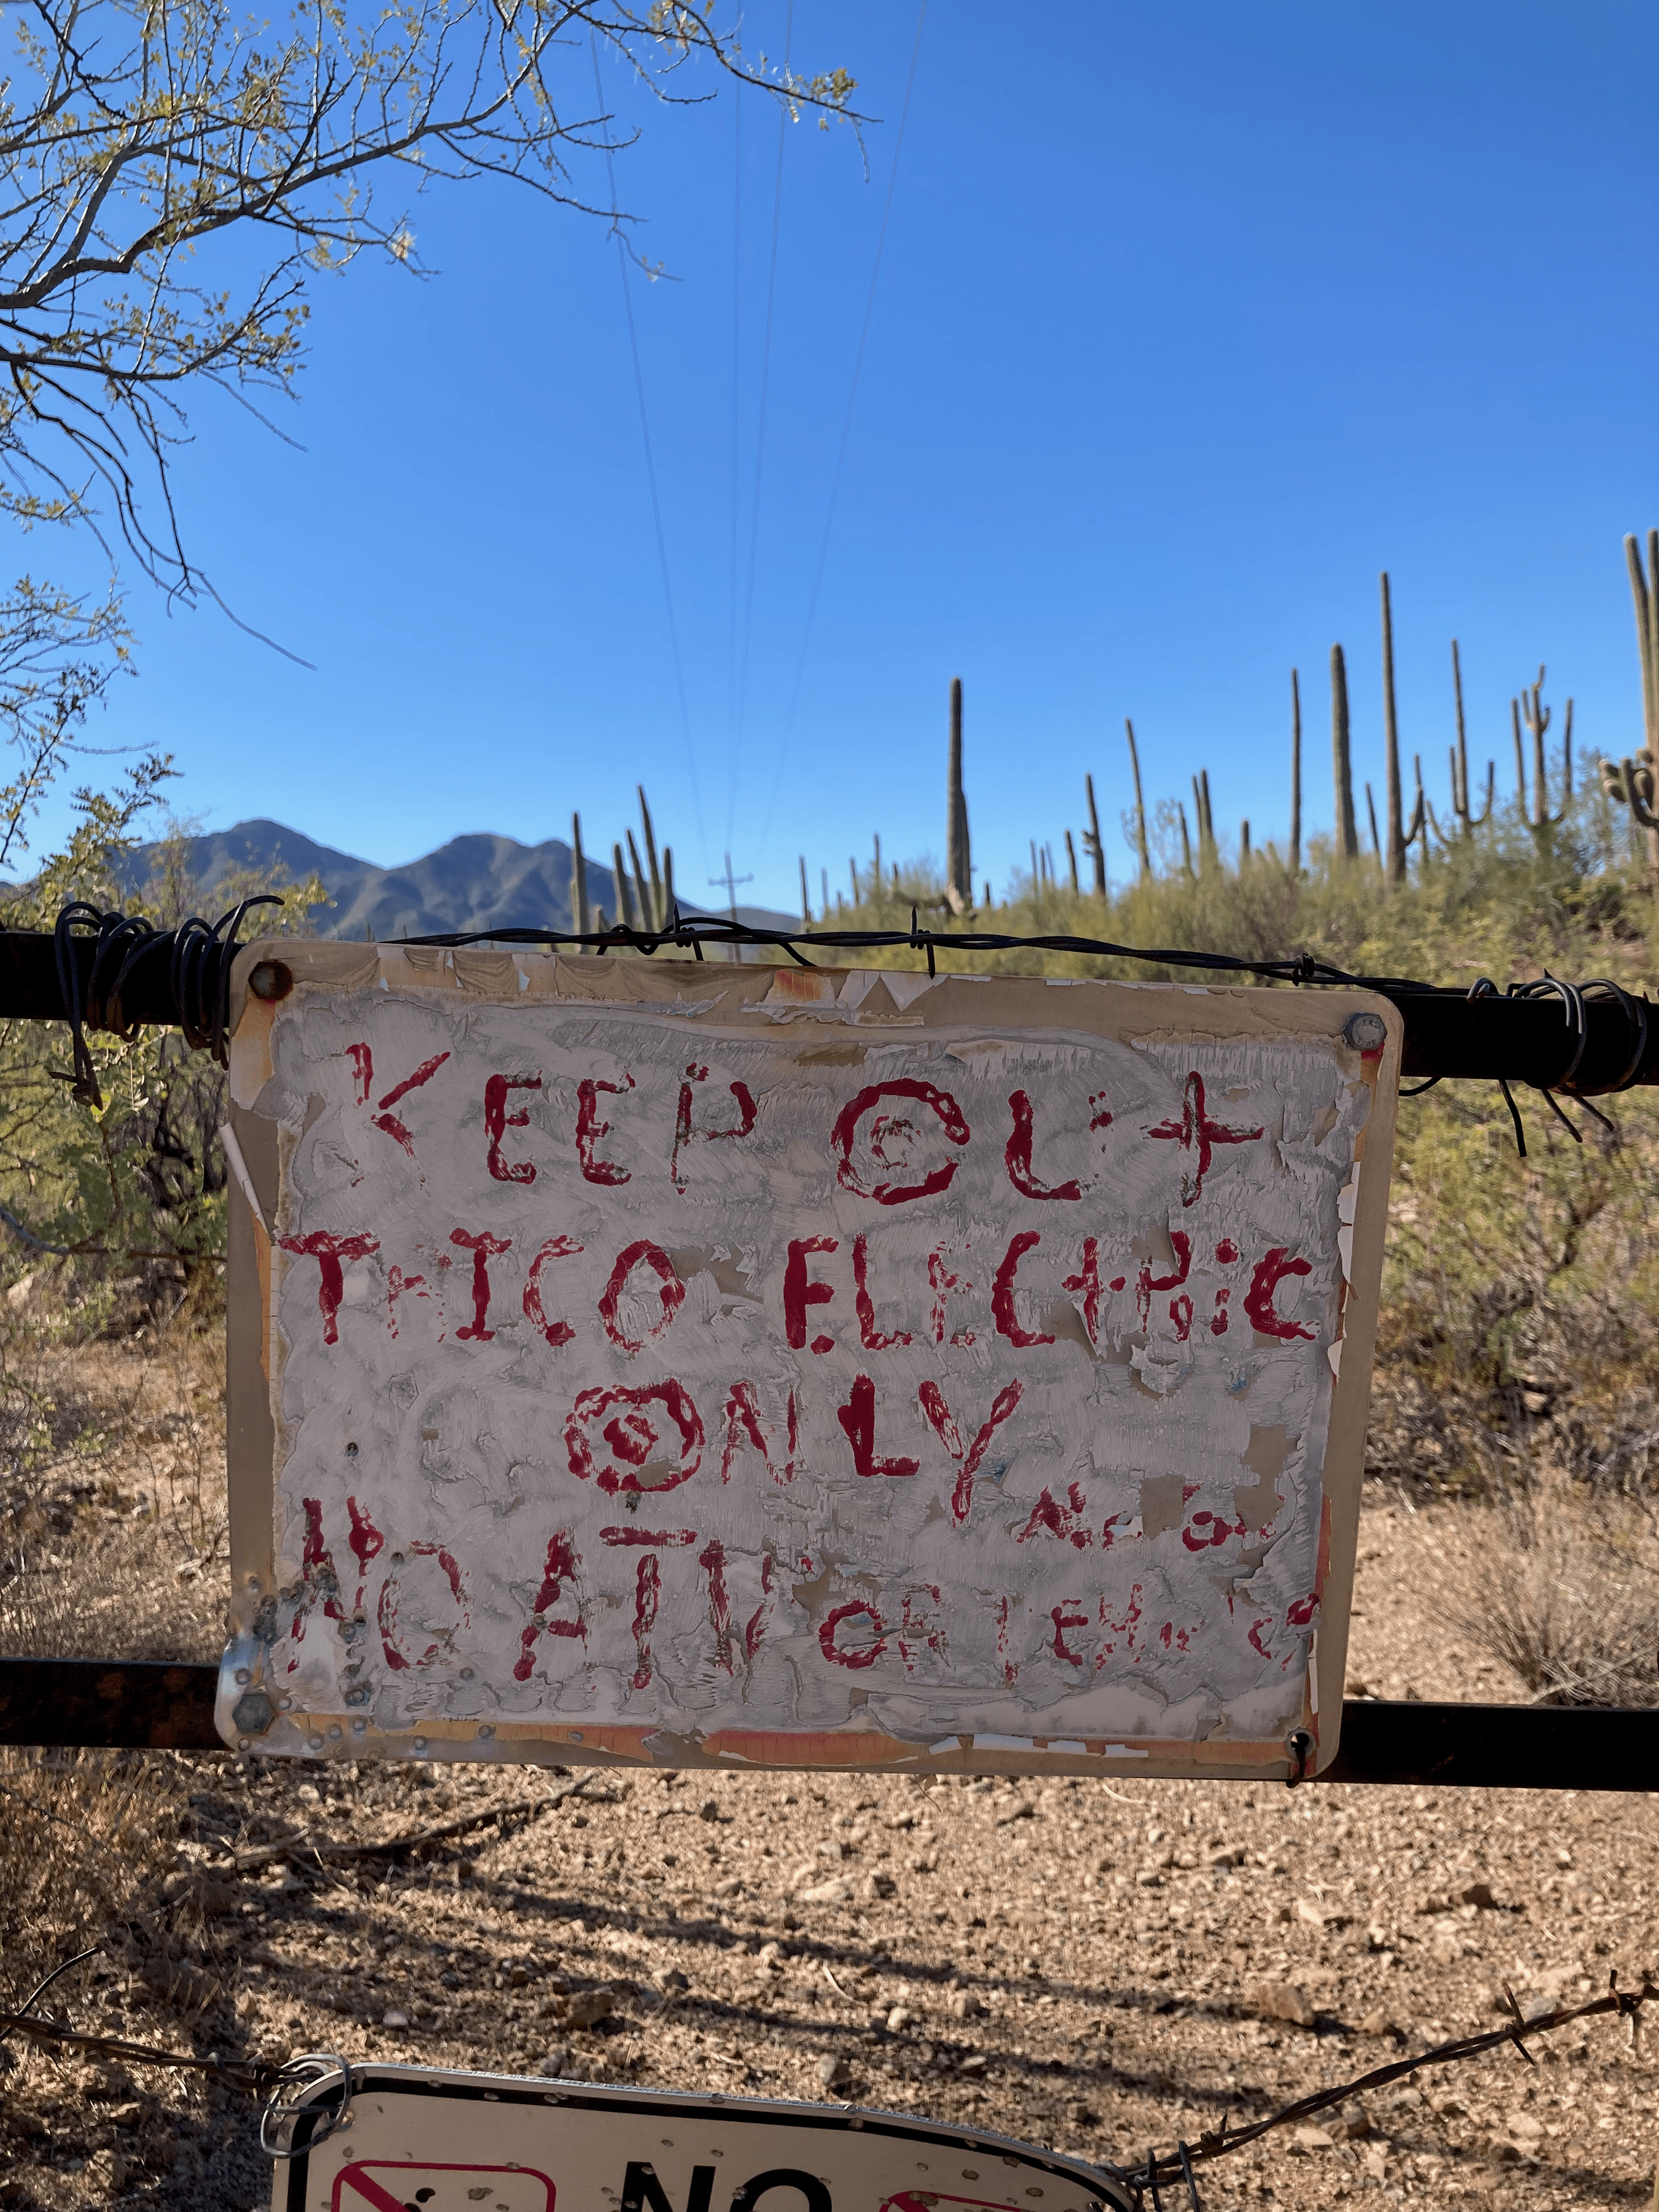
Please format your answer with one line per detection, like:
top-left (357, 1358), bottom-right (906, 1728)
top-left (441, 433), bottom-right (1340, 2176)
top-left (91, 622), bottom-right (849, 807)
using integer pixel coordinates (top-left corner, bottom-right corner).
top-left (0, 791), bottom-right (323, 1297)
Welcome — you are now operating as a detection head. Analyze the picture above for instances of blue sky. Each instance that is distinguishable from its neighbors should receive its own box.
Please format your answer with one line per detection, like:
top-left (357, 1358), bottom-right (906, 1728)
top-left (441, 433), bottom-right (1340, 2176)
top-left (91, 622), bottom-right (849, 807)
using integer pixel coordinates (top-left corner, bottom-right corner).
top-left (31, 1), bottom-right (1659, 913)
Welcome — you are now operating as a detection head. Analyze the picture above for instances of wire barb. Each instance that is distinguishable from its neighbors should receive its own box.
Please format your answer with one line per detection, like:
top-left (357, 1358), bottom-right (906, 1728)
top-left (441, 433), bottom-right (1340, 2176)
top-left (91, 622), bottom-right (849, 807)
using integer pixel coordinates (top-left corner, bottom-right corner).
top-left (1133, 1974), bottom-right (1659, 2194)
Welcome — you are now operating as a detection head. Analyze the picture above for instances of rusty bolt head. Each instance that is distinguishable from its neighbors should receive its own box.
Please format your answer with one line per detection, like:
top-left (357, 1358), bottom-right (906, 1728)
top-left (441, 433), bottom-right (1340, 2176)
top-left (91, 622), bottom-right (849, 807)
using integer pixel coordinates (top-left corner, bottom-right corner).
top-left (1343, 1011), bottom-right (1388, 1053)
top-left (232, 1687), bottom-right (277, 1735)
top-left (248, 959), bottom-right (294, 1002)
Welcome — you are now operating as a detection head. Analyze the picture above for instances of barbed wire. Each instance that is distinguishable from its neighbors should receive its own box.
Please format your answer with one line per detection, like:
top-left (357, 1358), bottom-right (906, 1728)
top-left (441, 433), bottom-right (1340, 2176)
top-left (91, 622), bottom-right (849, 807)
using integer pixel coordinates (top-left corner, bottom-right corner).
top-left (0, 2002), bottom-right (277, 2096)
top-left (1, 1943), bottom-right (1650, 2199)
top-left (1129, 1970), bottom-right (1656, 2204)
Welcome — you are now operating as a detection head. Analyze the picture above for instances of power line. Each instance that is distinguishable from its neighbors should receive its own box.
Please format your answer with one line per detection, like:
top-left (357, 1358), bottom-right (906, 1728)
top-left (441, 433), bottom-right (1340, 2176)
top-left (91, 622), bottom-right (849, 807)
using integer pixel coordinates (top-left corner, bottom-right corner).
top-left (589, 34), bottom-right (706, 863)
top-left (729, 0), bottom-right (794, 849)
top-left (727, 80), bottom-right (743, 763)
top-left (761, 0), bottom-right (928, 842)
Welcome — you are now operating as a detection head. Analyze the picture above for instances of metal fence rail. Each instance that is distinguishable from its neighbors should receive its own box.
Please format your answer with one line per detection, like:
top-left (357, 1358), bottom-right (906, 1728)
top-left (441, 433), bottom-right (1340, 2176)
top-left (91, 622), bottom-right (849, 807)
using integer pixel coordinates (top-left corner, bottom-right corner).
top-left (0, 1659), bottom-right (1650, 1787)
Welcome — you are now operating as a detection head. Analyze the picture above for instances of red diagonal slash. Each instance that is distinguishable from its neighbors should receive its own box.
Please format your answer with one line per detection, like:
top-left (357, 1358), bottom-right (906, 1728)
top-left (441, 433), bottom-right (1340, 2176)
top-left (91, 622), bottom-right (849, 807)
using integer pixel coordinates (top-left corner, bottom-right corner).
top-left (334, 2163), bottom-right (553, 2212)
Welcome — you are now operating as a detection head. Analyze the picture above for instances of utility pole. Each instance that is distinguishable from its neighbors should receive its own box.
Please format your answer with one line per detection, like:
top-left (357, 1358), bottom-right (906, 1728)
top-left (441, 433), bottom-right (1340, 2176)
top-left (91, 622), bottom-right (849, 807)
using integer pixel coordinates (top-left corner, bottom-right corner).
top-left (709, 854), bottom-right (754, 963)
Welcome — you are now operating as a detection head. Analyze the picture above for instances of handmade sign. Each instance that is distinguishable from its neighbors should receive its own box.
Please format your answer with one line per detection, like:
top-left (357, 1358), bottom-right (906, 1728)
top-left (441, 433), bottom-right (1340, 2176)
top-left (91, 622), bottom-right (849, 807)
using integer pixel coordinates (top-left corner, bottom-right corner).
top-left (268, 2062), bottom-right (1137, 2212)
top-left (217, 947), bottom-right (1399, 1779)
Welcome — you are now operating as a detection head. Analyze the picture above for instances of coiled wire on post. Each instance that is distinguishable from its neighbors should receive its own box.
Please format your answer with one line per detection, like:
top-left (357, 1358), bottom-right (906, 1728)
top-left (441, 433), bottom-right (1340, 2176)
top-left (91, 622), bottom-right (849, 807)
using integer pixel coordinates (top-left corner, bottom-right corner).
top-left (52, 895), bottom-right (281, 1108)
top-left (257, 2049), bottom-right (356, 2159)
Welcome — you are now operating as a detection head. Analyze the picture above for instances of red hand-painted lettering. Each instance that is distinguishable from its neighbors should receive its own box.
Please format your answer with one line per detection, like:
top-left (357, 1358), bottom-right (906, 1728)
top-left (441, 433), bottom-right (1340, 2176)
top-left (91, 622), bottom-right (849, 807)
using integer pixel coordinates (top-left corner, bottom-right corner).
top-left (699, 1538), bottom-right (735, 1674)
top-left (598, 1238), bottom-right (685, 1354)
top-left (1005, 1089), bottom-right (1083, 1201)
top-left (830, 1078), bottom-right (971, 1205)
top-left (783, 1235), bottom-right (838, 1353)
top-left (575, 1074), bottom-right (634, 1185)
top-left (918, 1378), bottom-right (1025, 1523)
top-left (818, 1598), bottom-right (887, 1670)
top-left (278, 1231), bottom-right (380, 1345)
top-left (719, 1381), bottom-right (798, 1484)
top-left (1051, 1601), bottom-right (1089, 1666)
top-left (1062, 1236), bottom-right (1104, 1345)
top-left (1015, 1481), bottom-right (1093, 1550)
top-left (630, 1554), bottom-right (660, 1689)
top-left (1244, 1247), bottom-right (1315, 1340)
top-left (514, 1529), bottom-right (585, 1680)
top-left (852, 1232), bottom-right (913, 1349)
top-left (565, 1380), bottom-right (704, 1495)
top-left (368, 1050), bottom-right (451, 1157)
top-left (899, 1586), bottom-right (946, 1669)
top-left (386, 1264), bottom-right (429, 1337)
top-left (1146, 1070), bottom-right (1264, 1207)
top-left (671, 1063), bottom-right (758, 1191)
top-left (378, 1541), bottom-right (467, 1672)
top-left (1096, 1583), bottom-right (1144, 1662)
top-left (744, 1554), bottom-right (776, 1660)
top-left (301, 1498), bottom-right (342, 1620)
top-left (522, 1234), bottom-right (584, 1347)
top-left (485, 1072), bottom-right (541, 1183)
top-left (836, 1373), bottom-right (920, 1479)
top-left (927, 1245), bottom-right (975, 1345)
top-left (991, 1230), bottom-right (1054, 1347)
top-left (1182, 1506), bottom-right (1244, 1552)
top-left (449, 1227), bottom-right (510, 1341)
top-left (1136, 1230), bottom-right (1192, 1330)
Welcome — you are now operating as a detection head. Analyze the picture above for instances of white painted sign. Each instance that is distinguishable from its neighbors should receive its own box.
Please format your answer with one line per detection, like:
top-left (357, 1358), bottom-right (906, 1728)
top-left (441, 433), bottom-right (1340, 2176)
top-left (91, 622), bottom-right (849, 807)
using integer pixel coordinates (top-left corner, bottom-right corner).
top-left (219, 949), bottom-right (1398, 1779)
top-left (267, 2063), bottom-right (1136, 2212)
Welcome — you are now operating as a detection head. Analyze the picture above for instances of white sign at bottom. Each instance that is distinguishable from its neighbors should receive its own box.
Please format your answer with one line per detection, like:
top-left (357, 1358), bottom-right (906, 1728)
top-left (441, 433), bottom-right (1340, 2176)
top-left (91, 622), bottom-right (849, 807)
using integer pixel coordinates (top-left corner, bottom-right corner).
top-left (270, 2066), bottom-right (1135, 2212)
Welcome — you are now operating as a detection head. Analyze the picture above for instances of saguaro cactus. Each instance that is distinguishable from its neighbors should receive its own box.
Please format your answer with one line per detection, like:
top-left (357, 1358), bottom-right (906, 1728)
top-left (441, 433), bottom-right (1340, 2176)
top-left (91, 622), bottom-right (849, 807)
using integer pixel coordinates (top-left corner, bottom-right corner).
top-left (1289, 669), bottom-right (1302, 873)
top-left (1081, 773), bottom-right (1108, 897)
top-left (1331, 645), bottom-right (1360, 859)
top-left (799, 855), bottom-right (811, 924)
top-left (1125, 719), bottom-right (1152, 881)
top-left (1630, 530), bottom-right (1659, 739)
top-left (572, 812), bottom-right (591, 935)
top-left (1448, 640), bottom-right (1493, 838)
top-left (637, 786), bottom-right (664, 926)
top-left (1064, 830), bottom-right (1080, 893)
top-left (1190, 770), bottom-right (1218, 870)
top-left (663, 847), bottom-right (677, 922)
top-left (1177, 802), bottom-right (1194, 879)
top-left (1517, 668), bottom-right (1571, 847)
top-left (1380, 572), bottom-right (1407, 883)
top-left (612, 842), bottom-right (635, 929)
top-left (626, 829), bottom-right (652, 930)
top-left (946, 678), bottom-right (972, 911)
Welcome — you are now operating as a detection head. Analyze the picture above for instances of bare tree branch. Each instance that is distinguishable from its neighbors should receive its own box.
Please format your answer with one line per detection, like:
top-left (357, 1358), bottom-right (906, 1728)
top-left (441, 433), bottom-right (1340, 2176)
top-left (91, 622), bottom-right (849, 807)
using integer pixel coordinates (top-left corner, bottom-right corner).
top-left (0, 0), bottom-right (861, 597)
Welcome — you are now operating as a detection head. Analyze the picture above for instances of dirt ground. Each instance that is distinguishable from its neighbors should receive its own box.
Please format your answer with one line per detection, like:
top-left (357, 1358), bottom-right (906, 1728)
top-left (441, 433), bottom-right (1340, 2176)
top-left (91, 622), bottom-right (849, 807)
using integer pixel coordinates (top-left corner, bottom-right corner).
top-left (2, 1333), bottom-right (1657, 2211)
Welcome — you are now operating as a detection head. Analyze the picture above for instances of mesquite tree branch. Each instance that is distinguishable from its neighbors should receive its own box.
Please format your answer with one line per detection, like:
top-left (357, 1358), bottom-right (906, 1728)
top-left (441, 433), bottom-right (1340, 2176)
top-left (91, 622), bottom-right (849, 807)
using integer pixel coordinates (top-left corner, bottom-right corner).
top-left (0, 0), bottom-right (860, 601)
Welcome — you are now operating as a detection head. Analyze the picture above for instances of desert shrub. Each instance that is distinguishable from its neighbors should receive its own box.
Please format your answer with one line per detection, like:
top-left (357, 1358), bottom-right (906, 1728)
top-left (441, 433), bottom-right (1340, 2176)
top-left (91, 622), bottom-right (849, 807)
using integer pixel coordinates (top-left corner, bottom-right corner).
top-left (0, 808), bottom-right (323, 1309)
top-left (1457, 1466), bottom-right (1659, 1706)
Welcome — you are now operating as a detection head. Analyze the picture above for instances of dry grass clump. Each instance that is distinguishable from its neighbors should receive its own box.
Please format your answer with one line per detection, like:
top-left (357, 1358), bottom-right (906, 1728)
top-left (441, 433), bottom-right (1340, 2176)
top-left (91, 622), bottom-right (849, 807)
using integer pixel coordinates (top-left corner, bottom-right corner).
top-left (0, 1281), bottom-right (226, 1662)
top-left (1457, 1465), bottom-right (1659, 1708)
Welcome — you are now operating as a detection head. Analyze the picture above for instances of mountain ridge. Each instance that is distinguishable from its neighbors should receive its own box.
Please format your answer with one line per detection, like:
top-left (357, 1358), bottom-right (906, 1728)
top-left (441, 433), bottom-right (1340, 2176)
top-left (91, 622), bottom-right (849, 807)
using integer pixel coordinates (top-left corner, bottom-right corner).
top-left (113, 819), bottom-right (800, 940)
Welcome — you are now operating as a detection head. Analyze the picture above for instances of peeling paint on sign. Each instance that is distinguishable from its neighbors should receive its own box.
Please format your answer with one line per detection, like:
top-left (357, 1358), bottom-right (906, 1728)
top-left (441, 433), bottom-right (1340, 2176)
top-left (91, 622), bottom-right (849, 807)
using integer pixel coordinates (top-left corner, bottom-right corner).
top-left (219, 951), bottom-right (1398, 1778)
